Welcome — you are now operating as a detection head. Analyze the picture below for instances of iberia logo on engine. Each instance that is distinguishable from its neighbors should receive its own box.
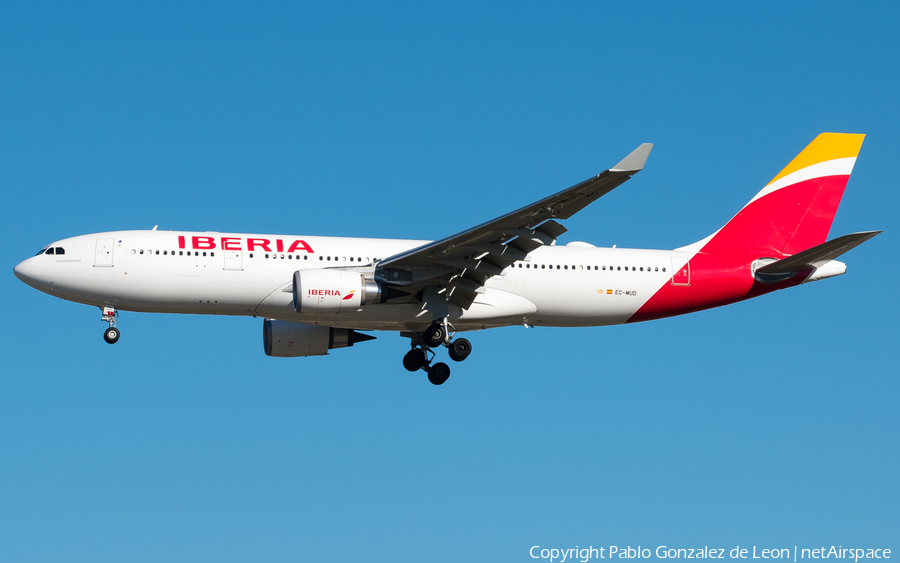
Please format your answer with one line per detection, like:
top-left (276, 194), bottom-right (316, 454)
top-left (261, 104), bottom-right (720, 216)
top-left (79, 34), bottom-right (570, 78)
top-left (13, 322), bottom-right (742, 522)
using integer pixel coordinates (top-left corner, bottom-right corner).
top-left (309, 289), bottom-right (341, 297)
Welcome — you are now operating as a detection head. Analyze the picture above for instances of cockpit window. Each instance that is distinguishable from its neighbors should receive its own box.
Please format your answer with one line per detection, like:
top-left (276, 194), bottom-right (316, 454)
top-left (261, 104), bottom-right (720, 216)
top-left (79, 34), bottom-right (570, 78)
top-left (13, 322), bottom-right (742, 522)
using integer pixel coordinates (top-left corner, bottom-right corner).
top-left (34, 248), bottom-right (46, 256)
top-left (55, 247), bottom-right (65, 255)
top-left (45, 248), bottom-right (55, 255)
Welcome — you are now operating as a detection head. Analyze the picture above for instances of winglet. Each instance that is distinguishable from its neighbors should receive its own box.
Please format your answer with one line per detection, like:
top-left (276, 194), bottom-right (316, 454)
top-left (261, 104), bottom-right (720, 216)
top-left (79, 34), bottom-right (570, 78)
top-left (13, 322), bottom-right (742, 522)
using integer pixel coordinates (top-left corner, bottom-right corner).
top-left (610, 143), bottom-right (653, 173)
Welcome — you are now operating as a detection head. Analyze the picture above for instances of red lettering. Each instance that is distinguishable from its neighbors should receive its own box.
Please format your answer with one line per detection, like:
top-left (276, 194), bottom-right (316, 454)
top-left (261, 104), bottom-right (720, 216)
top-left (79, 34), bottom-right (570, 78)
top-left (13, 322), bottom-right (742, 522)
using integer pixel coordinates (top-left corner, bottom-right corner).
top-left (308, 289), bottom-right (340, 296)
top-left (221, 237), bottom-right (241, 251)
top-left (276, 239), bottom-right (284, 252)
top-left (287, 239), bottom-right (314, 253)
top-left (178, 236), bottom-right (185, 249)
top-left (192, 236), bottom-right (216, 250)
top-left (247, 238), bottom-right (271, 252)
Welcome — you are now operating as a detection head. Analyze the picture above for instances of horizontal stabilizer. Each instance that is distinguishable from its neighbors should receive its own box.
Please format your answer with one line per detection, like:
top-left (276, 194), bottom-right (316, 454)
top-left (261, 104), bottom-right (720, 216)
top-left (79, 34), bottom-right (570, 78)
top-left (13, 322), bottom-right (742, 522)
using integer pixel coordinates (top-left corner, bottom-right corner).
top-left (757, 231), bottom-right (881, 274)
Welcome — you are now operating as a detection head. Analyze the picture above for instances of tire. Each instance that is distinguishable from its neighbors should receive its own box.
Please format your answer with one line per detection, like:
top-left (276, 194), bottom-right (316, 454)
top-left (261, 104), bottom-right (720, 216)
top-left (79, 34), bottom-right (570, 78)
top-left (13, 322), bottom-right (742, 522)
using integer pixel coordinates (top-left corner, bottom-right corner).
top-left (422, 324), bottom-right (445, 348)
top-left (104, 327), bottom-right (120, 344)
top-left (402, 349), bottom-right (426, 372)
top-left (448, 338), bottom-right (472, 362)
top-left (427, 362), bottom-right (450, 385)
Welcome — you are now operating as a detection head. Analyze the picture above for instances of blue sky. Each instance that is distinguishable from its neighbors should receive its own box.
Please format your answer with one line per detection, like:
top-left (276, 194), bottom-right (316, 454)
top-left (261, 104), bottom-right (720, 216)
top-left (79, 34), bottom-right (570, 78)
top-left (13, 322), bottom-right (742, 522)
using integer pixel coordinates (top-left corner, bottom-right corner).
top-left (1, 2), bottom-right (897, 561)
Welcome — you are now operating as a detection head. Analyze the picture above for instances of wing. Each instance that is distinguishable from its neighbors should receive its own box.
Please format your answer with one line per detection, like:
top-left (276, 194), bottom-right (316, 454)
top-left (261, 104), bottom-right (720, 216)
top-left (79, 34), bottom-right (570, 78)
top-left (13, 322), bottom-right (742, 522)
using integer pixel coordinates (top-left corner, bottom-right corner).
top-left (375, 143), bottom-right (653, 309)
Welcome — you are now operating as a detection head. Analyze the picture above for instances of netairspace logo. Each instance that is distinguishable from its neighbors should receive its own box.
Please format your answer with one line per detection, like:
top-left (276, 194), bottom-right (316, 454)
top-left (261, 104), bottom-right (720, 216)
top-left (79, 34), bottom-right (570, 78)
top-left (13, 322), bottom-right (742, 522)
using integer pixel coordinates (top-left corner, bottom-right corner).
top-left (528, 546), bottom-right (892, 563)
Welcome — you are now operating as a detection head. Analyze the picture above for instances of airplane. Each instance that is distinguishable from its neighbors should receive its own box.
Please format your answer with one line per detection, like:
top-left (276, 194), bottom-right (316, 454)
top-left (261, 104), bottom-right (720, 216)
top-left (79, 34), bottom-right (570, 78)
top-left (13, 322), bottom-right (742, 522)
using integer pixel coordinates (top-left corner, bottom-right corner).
top-left (14, 132), bottom-right (880, 385)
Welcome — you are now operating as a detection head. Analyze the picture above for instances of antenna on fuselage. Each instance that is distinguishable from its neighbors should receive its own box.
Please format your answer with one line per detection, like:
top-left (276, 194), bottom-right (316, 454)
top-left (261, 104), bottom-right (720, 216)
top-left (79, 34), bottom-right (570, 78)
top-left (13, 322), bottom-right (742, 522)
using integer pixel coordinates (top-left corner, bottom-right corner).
top-left (152, 225), bottom-right (158, 231)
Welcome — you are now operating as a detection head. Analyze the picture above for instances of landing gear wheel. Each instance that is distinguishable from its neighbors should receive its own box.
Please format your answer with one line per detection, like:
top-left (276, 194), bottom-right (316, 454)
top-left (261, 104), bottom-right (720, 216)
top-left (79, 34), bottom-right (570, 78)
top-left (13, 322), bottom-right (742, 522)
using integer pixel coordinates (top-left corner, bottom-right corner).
top-left (104, 327), bottom-right (120, 344)
top-left (402, 349), bottom-right (427, 372)
top-left (427, 362), bottom-right (451, 386)
top-left (448, 338), bottom-right (472, 362)
top-left (423, 323), bottom-right (446, 348)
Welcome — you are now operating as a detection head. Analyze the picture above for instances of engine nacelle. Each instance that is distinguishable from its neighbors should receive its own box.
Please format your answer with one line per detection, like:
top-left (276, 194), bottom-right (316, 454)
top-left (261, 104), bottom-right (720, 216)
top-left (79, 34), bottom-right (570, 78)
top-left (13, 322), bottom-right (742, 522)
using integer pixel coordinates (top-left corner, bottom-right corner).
top-left (292, 269), bottom-right (381, 313)
top-left (263, 319), bottom-right (375, 357)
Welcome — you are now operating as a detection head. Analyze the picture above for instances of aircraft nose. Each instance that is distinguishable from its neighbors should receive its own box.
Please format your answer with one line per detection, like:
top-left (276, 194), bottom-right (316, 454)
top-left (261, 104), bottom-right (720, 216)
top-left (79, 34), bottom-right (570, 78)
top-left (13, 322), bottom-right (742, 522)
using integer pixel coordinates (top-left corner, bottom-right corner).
top-left (14, 257), bottom-right (44, 289)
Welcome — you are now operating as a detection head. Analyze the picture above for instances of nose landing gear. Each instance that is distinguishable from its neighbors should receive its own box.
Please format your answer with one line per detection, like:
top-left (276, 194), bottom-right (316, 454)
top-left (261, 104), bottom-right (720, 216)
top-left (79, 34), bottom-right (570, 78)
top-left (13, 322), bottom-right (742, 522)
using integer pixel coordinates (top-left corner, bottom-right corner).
top-left (101, 306), bottom-right (120, 344)
top-left (402, 321), bottom-right (473, 385)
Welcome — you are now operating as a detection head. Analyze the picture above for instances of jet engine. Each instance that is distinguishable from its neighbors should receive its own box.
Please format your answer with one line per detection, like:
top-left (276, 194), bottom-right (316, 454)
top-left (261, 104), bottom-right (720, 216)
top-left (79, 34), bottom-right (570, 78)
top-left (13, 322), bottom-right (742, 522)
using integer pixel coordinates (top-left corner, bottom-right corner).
top-left (292, 269), bottom-right (382, 313)
top-left (263, 319), bottom-right (376, 357)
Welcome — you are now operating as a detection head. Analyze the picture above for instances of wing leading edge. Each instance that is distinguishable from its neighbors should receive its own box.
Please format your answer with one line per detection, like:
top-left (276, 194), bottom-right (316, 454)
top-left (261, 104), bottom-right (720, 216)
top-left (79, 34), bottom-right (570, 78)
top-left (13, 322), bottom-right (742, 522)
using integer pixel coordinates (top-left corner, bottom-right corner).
top-left (376, 143), bottom-right (653, 309)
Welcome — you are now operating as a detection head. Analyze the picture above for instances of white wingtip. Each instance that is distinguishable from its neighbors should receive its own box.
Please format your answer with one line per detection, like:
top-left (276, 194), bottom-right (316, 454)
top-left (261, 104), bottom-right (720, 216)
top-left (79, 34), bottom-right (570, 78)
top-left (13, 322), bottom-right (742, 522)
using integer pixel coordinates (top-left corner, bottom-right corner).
top-left (610, 143), bottom-right (653, 173)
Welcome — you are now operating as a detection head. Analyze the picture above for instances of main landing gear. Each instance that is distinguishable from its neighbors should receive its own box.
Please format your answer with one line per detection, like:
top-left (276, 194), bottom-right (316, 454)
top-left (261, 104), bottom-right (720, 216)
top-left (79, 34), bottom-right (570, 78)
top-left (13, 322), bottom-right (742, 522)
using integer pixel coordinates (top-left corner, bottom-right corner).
top-left (402, 321), bottom-right (472, 386)
top-left (101, 306), bottom-right (120, 344)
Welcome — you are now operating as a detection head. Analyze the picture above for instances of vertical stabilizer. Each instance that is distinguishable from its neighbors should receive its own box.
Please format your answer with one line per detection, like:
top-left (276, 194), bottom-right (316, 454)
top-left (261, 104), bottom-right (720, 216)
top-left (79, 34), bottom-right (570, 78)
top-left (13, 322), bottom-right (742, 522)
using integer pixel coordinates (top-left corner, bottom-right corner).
top-left (699, 133), bottom-right (864, 257)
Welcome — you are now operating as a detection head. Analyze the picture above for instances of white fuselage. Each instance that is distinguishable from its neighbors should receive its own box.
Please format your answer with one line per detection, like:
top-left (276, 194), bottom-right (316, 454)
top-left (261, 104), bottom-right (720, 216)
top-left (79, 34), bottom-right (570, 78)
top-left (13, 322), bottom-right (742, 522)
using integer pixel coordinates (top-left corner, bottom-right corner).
top-left (15, 230), bottom-right (689, 332)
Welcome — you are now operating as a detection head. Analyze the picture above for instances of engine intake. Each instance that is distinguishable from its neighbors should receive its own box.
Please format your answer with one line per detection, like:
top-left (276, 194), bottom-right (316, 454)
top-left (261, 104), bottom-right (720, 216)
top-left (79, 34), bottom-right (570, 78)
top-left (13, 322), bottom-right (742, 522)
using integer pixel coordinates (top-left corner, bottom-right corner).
top-left (293, 269), bottom-right (381, 313)
top-left (263, 319), bottom-right (376, 357)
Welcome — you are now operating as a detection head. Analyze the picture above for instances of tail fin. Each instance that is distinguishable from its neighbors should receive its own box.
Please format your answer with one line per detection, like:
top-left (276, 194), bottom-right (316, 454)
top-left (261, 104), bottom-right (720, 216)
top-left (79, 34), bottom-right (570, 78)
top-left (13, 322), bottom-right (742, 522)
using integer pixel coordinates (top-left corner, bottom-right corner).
top-left (695, 133), bottom-right (865, 257)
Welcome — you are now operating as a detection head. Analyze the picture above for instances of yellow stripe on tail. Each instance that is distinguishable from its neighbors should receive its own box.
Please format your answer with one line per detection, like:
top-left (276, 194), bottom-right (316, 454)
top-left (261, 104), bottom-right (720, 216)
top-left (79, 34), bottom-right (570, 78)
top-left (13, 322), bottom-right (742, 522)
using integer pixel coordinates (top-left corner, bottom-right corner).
top-left (767, 132), bottom-right (865, 186)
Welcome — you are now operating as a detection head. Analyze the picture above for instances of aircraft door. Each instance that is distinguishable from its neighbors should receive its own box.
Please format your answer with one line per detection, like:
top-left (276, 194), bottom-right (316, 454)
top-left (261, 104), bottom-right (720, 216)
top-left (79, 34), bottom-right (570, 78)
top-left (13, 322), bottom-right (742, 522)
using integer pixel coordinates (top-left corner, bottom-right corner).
top-left (670, 256), bottom-right (690, 285)
top-left (94, 238), bottom-right (114, 267)
top-left (224, 250), bottom-right (243, 271)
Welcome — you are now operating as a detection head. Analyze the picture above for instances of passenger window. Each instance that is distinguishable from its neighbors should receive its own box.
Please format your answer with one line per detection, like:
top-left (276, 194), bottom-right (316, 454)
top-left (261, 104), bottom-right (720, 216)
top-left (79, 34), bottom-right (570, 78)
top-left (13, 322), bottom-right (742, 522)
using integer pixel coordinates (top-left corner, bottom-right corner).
top-left (616, 266), bottom-right (620, 271)
top-left (155, 250), bottom-right (159, 255)
top-left (662, 268), bottom-right (666, 272)
top-left (265, 254), bottom-right (270, 258)
top-left (640, 267), bottom-right (643, 271)
top-left (249, 253), bottom-right (254, 258)
top-left (210, 252), bottom-right (214, 257)
top-left (556, 265), bottom-right (560, 270)
top-left (541, 264), bottom-right (545, 269)
top-left (350, 257), bottom-right (354, 262)
top-left (319, 256), bottom-right (323, 261)
top-left (304, 255), bottom-right (309, 260)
